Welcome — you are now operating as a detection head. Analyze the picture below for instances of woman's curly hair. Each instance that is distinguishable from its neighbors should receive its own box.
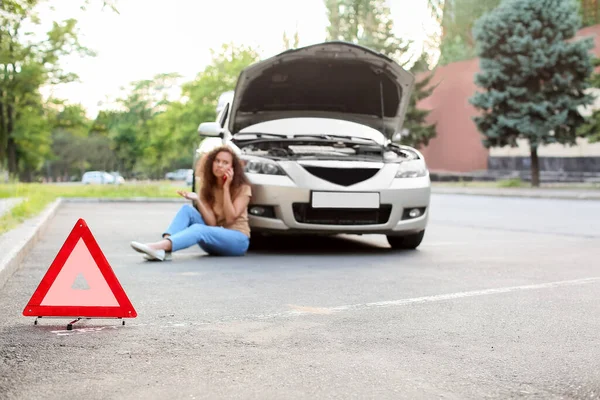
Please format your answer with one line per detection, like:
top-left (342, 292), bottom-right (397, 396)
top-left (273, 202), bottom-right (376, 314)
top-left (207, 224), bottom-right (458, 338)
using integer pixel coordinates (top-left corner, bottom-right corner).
top-left (200, 146), bottom-right (250, 206)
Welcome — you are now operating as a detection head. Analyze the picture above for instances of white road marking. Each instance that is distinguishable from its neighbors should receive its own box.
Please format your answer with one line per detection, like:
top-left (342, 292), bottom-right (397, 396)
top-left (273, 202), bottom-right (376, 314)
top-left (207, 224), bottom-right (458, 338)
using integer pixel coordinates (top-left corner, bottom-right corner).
top-left (45, 277), bottom-right (600, 332)
top-left (287, 277), bottom-right (600, 316)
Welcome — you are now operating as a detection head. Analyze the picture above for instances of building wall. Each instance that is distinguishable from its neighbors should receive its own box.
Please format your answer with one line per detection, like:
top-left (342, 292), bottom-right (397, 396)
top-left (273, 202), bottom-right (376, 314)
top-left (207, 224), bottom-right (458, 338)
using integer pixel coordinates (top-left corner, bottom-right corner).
top-left (416, 24), bottom-right (600, 173)
top-left (416, 58), bottom-right (488, 172)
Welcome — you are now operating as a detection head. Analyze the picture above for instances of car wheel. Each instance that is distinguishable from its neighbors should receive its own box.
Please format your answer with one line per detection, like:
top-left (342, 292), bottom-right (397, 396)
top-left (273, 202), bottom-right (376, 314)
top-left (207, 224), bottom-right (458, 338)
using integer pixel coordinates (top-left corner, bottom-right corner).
top-left (386, 230), bottom-right (425, 250)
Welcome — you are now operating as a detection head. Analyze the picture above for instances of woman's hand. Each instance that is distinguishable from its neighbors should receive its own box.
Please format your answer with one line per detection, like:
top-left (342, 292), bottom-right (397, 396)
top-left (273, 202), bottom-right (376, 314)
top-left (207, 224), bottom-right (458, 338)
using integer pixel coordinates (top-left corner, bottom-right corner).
top-left (223, 168), bottom-right (234, 188)
top-left (177, 190), bottom-right (199, 201)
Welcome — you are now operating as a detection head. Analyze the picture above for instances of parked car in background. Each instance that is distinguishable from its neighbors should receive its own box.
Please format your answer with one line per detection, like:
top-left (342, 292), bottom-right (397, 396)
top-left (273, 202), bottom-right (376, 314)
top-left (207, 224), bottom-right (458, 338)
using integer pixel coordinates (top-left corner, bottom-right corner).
top-left (165, 169), bottom-right (192, 181)
top-left (185, 169), bottom-right (193, 187)
top-left (82, 171), bottom-right (117, 185)
top-left (110, 172), bottom-right (125, 184)
top-left (192, 41), bottom-right (431, 250)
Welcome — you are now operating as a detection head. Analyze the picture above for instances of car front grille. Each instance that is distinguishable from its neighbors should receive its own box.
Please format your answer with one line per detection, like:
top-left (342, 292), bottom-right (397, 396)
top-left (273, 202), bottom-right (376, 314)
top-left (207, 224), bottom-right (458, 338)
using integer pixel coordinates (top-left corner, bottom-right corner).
top-left (292, 203), bottom-right (392, 225)
top-left (301, 166), bottom-right (379, 186)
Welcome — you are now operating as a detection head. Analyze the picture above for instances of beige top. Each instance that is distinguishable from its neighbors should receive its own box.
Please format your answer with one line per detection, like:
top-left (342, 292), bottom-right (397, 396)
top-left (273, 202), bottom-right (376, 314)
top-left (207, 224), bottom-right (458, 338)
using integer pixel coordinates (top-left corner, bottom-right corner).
top-left (210, 184), bottom-right (252, 237)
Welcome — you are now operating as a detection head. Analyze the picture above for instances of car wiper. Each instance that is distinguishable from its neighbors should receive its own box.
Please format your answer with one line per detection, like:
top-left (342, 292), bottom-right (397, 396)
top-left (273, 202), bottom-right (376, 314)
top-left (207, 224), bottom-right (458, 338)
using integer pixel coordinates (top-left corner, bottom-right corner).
top-left (234, 132), bottom-right (290, 139)
top-left (293, 134), bottom-right (378, 144)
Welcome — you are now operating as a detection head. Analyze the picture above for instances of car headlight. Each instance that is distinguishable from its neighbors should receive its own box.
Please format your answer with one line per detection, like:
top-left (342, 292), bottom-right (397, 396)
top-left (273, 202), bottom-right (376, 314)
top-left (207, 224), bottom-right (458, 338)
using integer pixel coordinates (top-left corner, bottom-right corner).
top-left (243, 157), bottom-right (286, 175)
top-left (395, 161), bottom-right (428, 178)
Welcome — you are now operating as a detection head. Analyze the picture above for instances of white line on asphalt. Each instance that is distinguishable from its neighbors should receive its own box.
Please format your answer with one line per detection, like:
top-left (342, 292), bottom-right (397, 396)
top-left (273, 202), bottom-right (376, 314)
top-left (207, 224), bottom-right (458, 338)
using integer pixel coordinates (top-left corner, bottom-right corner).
top-left (47, 277), bottom-right (600, 334)
top-left (286, 276), bottom-right (600, 316)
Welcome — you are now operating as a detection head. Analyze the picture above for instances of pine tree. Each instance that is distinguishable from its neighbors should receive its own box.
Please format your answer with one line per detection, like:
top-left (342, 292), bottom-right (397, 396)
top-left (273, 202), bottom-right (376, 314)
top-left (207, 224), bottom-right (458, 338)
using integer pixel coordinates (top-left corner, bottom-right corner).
top-left (577, 57), bottom-right (600, 142)
top-left (469, 0), bottom-right (595, 187)
top-left (401, 55), bottom-right (437, 148)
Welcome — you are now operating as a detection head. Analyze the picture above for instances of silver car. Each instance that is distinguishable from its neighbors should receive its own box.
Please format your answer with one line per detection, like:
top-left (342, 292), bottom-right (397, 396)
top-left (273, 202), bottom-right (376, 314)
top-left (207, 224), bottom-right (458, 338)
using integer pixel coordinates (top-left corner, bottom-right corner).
top-left (193, 42), bottom-right (431, 250)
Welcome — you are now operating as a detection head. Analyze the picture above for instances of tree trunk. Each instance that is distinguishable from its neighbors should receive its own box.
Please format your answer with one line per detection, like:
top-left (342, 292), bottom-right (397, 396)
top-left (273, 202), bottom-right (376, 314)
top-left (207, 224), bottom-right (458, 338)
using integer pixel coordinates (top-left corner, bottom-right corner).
top-left (7, 137), bottom-right (18, 176)
top-left (530, 146), bottom-right (540, 187)
top-left (6, 99), bottom-right (18, 176)
top-left (0, 93), bottom-right (6, 165)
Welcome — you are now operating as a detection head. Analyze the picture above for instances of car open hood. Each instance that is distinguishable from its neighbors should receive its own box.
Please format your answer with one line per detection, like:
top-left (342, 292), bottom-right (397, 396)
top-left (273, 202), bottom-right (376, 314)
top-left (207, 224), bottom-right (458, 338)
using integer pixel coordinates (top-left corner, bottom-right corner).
top-left (227, 41), bottom-right (415, 139)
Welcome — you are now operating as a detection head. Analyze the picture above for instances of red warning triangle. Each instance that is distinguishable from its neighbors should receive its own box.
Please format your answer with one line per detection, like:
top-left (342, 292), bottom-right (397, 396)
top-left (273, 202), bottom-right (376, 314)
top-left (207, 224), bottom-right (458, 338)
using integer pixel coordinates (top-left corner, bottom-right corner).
top-left (23, 218), bottom-right (137, 318)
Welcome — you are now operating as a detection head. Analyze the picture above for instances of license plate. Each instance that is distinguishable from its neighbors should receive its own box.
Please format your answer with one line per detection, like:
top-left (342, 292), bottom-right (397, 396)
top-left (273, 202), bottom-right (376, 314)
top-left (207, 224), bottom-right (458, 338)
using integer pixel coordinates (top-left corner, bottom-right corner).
top-left (311, 191), bottom-right (380, 209)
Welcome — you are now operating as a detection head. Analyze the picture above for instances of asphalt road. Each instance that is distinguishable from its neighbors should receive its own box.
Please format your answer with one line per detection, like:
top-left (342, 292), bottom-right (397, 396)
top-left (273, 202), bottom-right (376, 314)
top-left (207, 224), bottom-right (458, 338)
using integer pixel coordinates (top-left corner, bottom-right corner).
top-left (0, 194), bottom-right (599, 399)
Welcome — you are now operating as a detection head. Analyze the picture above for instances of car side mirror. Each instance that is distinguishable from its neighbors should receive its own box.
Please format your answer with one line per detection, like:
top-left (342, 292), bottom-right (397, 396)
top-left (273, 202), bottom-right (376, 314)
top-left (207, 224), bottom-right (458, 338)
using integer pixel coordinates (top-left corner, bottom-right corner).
top-left (198, 122), bottom-right (224, 137)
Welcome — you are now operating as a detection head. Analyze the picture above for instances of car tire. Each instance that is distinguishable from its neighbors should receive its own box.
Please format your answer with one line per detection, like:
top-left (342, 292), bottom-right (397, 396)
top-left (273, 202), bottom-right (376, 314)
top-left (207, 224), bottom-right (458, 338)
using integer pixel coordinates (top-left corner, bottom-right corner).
top-left (386, 230), bottom-right (425, 250)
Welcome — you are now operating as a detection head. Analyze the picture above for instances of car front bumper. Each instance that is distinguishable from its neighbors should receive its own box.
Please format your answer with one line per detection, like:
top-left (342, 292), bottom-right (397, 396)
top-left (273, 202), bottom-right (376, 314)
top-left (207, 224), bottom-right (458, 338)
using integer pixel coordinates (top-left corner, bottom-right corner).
top-left (246, 173), bottom-right (431, 236)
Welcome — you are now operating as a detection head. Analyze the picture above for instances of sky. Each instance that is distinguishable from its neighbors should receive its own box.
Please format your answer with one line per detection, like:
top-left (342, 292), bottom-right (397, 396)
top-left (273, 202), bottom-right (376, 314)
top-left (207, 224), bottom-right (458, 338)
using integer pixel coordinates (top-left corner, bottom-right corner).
top-left (35, 0), bottom-right (436, 118)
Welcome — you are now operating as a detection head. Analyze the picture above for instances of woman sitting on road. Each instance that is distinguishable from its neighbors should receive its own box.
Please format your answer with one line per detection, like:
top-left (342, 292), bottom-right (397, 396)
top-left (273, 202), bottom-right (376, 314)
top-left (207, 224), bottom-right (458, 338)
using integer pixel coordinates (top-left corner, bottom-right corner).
top-left (130, 145), bottom-right (252, 261)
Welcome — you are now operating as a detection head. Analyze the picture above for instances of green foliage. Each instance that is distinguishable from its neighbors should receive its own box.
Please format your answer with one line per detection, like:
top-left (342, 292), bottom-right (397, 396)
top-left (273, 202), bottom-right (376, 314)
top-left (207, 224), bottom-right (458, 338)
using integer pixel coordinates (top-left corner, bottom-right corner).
top-left (0, 182), bottom-right (187, 235)
top-left (0, 0), bottom-right (95, 179)
top-left (324, 0), bottom-right (436, 148)
top-left (497, 178), bottom-right (525, 188)
top-left (577, 57), bottom-right (600, 142)
top-left (438, 0), bottom-right (502, 65)
top-left (57, 43), bottom-right (261, 181)
top-left (579, 0), bottom-right (600, 27)
top-left (437, 35), bottom-right (477, 66)
top-left (469, 0), bottom-right (595, 185)
top-left (132, 44), bottom-right (260, 178)
top-left (105, 73), bottom-right (182, 178)
top-left (577, 111), bottom-right (600, 143)
top-left (325, 0), bottom-right (411, 63)
top-left (400, 55), bottom-right (437, 148)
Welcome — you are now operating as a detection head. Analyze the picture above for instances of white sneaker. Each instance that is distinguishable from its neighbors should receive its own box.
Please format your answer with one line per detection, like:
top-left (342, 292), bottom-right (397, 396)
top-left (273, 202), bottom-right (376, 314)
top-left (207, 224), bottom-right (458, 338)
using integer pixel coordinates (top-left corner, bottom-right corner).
top-left (144, 252), bottom-right (172, 261)
top-left (130, 241), bottom-right (166, 261)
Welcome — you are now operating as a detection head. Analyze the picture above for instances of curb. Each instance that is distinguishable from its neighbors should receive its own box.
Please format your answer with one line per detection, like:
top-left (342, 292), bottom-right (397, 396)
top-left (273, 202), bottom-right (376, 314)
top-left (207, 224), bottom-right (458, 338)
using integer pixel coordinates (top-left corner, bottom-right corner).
top-left (0, 198), bottom-right (64, 290)
top-left (431, 188), bottom-right (600, 201)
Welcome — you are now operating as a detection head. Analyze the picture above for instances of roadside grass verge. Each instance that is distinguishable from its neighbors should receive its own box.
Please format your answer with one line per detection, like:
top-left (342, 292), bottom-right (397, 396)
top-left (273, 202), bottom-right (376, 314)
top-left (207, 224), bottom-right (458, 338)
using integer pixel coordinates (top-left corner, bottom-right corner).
top-left (0, 182), bottom-right (187, 235)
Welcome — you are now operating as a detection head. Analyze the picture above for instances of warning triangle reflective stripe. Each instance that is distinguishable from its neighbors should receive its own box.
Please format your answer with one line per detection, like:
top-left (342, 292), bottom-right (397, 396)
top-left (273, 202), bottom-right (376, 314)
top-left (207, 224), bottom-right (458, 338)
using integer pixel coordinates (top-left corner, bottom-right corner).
top-left (23, 218), bottom-right (137, 319)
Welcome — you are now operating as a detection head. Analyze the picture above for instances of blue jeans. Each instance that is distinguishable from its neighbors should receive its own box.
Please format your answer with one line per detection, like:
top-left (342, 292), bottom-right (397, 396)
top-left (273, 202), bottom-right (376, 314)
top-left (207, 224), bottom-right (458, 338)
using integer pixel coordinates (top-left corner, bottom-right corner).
top-left (163, 204), bottom-right (249, 256)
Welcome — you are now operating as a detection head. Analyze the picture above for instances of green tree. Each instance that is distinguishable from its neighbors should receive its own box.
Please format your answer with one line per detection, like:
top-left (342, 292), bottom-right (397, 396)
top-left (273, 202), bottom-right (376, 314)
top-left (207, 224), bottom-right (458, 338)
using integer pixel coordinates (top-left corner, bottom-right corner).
top-left (437, 0), bottom-right (501, 65)
top-left (0, 0), bottom-right (94, 179)
top-left (146, 44), bottom-right (260, 174)
top-left (45, 104), bottom-right (92, 181)
top-left (579, 0), bottom-right (600, 27)
top-left (325, 0), bottom-right (411, 63)
top-left (117, 44), bottom-right (261, 178)
top-left (400, 54), bottom-right (437, 148)
top-left (106, 72), bottom-right (181, 178)
top-left (324, 0), bottom-right (436, 147)
top-left (577, 57), bottom-right (600, 142)
top-left (469, 0), bottom-right (595, 187)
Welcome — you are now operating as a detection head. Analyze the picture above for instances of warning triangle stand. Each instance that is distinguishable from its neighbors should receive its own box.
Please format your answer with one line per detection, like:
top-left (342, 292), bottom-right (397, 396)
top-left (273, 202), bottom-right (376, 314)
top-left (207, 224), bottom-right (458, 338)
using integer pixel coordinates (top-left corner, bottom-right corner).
top-left (23, 218), bottom-right (137, 330)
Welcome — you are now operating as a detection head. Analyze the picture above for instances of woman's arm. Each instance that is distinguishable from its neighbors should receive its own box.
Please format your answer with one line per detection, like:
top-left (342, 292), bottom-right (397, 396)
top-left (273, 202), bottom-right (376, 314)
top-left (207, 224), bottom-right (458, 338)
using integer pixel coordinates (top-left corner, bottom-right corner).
top-left (222, 185), bottom-right (250, 225)
top-left (195, 196), bottom-right (218, 226)
top-left (177, 190), bottom-right (217, 226)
